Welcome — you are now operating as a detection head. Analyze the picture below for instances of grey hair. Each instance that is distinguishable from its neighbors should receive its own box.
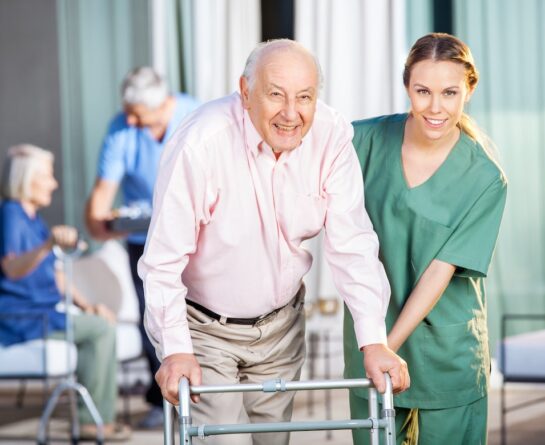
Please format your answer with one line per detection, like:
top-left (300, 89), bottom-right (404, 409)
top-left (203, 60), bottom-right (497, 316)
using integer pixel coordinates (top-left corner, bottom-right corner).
top-left (242, 39), bottom-right (324, 92)
top-left (1, 144), bottom-right (54, 200)
top-left (121, 66), bottom-right (169, 109)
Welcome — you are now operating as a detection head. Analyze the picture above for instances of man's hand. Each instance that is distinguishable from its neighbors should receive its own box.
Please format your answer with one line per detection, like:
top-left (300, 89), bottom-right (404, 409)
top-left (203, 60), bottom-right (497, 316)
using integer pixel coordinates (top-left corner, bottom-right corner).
top-left (155, 353), bottom-right (202, 405)
top-left (362, 343), bottom-right (410, 394)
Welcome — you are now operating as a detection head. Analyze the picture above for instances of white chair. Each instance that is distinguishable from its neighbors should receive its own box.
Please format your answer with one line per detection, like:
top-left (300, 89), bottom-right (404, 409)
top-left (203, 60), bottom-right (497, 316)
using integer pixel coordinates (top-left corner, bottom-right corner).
top-left (0, 313), bottom-right (77, 408)
top-left (0, 241), bottom-right (143, 412)
top-left (72, 240), bottom-right (143, 422)
top-left (72, 240), bottom-right (143, 362)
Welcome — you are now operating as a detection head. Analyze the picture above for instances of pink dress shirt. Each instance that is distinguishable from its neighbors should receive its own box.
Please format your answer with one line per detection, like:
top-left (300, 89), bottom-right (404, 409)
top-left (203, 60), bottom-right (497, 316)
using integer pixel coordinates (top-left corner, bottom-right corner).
top-left (138, 93), bottom-right (390, 358)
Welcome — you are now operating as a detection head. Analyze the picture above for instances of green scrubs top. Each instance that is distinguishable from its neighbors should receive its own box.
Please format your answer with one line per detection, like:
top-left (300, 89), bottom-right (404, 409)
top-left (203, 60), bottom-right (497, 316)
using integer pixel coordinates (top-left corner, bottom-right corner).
top-left (344, 114), bottom-right (507, 409)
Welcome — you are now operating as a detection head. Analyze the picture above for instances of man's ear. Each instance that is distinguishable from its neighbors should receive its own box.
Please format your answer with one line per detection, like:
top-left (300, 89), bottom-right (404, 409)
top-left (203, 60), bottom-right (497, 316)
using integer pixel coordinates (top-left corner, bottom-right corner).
top-left (239, 76), bottom-right (250, 109)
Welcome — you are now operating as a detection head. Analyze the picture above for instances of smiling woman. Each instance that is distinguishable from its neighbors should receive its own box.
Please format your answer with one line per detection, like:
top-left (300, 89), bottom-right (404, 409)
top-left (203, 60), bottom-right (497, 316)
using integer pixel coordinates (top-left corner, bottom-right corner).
top-left (344, 33), bottom-right (507, 445)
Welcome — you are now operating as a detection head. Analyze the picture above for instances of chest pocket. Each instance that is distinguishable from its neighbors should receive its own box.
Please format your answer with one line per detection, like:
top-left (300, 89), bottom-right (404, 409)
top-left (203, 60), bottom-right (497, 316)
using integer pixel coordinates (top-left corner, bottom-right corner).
top-left (287, 193), bottom-right (326, 241)
top-left (409, 214), bottom-right (453, 281)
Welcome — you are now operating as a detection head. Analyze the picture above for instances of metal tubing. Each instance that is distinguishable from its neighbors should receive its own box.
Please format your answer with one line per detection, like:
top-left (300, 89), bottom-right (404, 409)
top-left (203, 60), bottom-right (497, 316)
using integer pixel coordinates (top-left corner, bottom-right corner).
top-left (163, 399), bottom-right (174, 445)
top-left (368, 386), bottom-right (379, 445)
top-left (37, 382), bottom-right (104, 443)
top-left (164, 375), bottom-right (395, 444)
top-left (381, 374), bottom-right (396, 445)
top-left (179, 378), bottom-right (192, 444)
top-left (187, 418), bottom-right (381, 435)
top-left (75, 383), bottom-right (104, 442)
top-left (190, 378), bottom-right (372, 395)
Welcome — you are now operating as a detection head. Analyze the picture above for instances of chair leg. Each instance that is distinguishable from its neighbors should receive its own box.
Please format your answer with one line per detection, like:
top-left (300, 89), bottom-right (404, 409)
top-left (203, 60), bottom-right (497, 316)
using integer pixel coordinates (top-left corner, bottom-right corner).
top-left (501, 381), bottom-right (506, 445)
top-left (16, 379), bottom-right (27, 408)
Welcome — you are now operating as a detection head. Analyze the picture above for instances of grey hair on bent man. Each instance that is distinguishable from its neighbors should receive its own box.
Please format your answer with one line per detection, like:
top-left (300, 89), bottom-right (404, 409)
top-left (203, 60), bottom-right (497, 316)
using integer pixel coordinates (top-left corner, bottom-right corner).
top-left (242, 39), bottom-right (324, 91)
top-left (121, 66), bottom-right (169, 109)
top-left (1, 144), bottom-right (54, 200)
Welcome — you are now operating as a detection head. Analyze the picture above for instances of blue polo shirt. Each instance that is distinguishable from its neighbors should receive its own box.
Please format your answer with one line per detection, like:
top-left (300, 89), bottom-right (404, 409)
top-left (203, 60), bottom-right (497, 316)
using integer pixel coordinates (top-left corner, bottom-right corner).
top-left (97, 93), bottom-right (200, 244)
top-left (0, 200), bottom-right (65, 346)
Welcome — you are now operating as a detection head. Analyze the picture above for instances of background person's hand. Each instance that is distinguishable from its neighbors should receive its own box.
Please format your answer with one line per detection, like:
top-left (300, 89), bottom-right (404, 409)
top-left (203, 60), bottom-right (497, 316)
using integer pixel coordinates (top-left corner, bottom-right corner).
top-left (362, 343), bottom-right (410, 394)
top-left (49, 225), bottom-right (78, 250)
top-left (90, 302), bottom-right (116, 324)
top-left (156, 353), bottom-right (202, 405)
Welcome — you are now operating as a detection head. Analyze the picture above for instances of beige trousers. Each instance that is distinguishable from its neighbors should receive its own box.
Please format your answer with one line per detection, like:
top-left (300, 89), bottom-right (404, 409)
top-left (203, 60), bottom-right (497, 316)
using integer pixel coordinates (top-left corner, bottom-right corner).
top-left (187, 289), bottom-right (306, 445)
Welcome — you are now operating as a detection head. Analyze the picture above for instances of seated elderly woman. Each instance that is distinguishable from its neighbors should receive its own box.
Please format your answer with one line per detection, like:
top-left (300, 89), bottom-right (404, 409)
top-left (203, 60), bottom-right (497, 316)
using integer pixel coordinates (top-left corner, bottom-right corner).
top-left (0, 144), bottom-right (130, 440)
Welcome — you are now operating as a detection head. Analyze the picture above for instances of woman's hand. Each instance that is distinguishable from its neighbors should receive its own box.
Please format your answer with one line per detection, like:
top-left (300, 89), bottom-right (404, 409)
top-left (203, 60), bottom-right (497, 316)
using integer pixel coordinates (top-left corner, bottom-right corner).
top-left (49, 225), bottom-right (78, 250)
top-left (93, 303), bottom-right (117, 324)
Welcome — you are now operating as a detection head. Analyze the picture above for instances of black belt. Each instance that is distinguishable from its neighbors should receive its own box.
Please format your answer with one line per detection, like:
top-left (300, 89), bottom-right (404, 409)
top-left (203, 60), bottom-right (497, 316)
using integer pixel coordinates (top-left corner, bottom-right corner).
top-left (186, 297), bottom-right (296, 326)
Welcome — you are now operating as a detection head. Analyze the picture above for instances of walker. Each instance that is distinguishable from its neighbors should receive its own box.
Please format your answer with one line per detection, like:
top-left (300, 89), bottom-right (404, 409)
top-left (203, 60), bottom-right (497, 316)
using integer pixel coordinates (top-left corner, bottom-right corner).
top-left (164, 374), bottom-right (396, 445)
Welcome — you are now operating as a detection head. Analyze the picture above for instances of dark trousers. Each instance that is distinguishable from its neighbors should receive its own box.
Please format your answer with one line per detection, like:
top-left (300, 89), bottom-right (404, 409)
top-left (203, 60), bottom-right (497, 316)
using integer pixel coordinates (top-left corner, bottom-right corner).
top-left (127, 242), bottom-right (163, 407)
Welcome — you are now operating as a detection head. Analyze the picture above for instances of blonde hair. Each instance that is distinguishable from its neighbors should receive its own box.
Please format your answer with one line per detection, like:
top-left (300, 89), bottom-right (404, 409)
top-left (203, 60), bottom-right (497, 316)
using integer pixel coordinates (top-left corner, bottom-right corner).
top-left (404, 33), bottom-right (505, 178)
top-left (1, 144), bottom-right (54, 200)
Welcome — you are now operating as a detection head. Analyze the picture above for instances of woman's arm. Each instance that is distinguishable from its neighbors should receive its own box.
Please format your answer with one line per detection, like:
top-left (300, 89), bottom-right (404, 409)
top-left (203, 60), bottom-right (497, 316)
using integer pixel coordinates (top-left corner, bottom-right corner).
top-left (1, 240), bottom-right (53, 279)
top-left (387, 259), bottom-right (456, 352)
top-left (1, 224), bottom-right (79, 280)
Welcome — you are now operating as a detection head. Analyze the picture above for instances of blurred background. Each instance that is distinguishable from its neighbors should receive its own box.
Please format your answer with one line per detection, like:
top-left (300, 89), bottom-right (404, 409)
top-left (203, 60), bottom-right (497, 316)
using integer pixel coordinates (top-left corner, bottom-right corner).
top-left (1, 0), bottom-right (542, 362)
top-left (0, 0), bottom-right (544, 442)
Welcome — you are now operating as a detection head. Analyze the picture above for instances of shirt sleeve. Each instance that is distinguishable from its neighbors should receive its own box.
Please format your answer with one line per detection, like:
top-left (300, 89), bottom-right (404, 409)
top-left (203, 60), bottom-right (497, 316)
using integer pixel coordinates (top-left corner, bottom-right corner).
top-left (322, 125), bottom-right (390, 348)
top-left (436, 176), bottom-right (507, 277)
top-left (0, 204), bottom-right (24, 257)
top-left (137, 136), bottom-right (213, 359)
top-left (96, 115), bottom-right (127, 182)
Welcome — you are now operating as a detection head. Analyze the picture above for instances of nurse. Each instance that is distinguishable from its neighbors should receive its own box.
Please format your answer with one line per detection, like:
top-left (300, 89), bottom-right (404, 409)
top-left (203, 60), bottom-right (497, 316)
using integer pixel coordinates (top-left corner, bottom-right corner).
top-left (344, 33), bottom-right (507, 444)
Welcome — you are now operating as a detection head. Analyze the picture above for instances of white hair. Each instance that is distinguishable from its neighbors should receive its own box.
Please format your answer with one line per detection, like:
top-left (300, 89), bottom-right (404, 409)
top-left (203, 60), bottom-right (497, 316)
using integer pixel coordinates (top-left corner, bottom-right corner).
top-left (1, 144), bottom-right (54, 200)
top-left (121, 66), bottom-right (169, 109)
top-left (242, 39), bottom-right (324, 92)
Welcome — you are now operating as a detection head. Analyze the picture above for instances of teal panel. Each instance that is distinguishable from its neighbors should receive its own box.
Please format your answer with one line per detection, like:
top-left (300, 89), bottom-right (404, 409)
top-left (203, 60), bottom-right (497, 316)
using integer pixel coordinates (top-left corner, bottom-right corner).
top-left (454, 0), bottom-right (545, 348)
top-left (406, 0), bottom-right (433, 48)
top-left (56, 0), bottom-right (151, 237)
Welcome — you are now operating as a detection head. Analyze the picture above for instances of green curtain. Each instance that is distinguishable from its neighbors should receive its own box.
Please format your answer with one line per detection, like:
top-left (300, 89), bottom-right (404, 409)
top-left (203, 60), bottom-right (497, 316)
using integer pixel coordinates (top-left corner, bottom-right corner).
top-left (56, 0), bottom-right (150, 233)
top-left (405, 0), bottom-right (545, 349)
top-left (454, 0), bottom-right (545, 344)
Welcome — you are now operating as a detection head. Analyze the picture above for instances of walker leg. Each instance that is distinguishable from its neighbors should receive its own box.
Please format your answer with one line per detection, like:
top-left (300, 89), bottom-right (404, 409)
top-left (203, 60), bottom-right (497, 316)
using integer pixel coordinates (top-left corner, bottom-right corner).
top-left (179, 378), bottom-right (192, 445)
top-left (163, 399), bottom-right (175, 445)
top-left (382, 376), bottom-right (396, 445)
top-left (368, 387), bottom-right (379, 445)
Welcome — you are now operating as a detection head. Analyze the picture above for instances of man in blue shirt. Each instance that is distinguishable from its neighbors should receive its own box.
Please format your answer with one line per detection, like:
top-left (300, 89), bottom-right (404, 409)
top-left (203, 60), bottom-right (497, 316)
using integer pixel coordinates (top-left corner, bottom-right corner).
top-left (85, 67), bottom-right (199, 428)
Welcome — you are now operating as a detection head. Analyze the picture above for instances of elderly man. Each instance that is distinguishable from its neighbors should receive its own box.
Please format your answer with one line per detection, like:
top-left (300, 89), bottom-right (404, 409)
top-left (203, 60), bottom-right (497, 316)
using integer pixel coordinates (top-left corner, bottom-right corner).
top-left (139, 40), bottom-right (409, 444)
top-left (85, 66), bottom-right (199, 428)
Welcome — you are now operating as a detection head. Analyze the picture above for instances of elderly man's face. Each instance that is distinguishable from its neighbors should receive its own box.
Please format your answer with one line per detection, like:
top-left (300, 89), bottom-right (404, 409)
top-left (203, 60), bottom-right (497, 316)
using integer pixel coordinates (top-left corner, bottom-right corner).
top-left (124, 102), bottom-right (165, 128)
top-left (240, 48), bottom-right (318, 153)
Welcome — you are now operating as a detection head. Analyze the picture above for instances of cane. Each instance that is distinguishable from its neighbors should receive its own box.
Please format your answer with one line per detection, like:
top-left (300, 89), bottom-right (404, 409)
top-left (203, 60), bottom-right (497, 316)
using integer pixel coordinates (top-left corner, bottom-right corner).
top-left (37, 240), bottom-right (105, 445)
